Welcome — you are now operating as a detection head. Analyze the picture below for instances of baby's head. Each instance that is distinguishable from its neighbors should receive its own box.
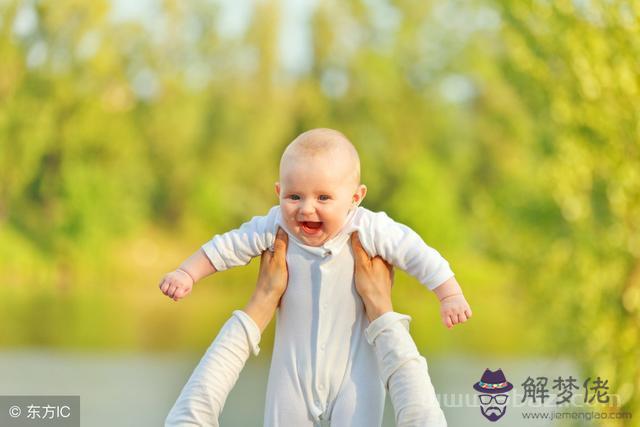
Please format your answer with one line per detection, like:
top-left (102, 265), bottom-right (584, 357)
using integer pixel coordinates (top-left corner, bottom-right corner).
top-left (276, 128), bottom-right (367, 246)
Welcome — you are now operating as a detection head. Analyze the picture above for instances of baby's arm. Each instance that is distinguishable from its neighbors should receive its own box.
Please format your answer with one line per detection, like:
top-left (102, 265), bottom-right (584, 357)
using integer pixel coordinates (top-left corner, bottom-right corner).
top-left (159, 206), bottom-right (279, 301)
top-left (165, 231), bottom-right (288, 426)
top-left (433, 276), bottom-right (472, 329)
top-left (158, 249), bottom-right (216, 301)
top-left (360, 210), bottom-right (471, 328)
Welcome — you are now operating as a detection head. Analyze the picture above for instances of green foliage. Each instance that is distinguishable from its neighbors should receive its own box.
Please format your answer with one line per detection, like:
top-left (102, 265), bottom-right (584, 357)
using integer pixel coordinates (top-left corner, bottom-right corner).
top-left (467, 1), bottom-right (640, 421)
top-left (1, 0), bottom-right (638, 423)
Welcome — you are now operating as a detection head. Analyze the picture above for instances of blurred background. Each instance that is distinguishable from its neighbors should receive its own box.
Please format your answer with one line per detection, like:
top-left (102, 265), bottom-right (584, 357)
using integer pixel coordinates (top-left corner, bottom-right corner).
top-left (0, 0), bottom-right (638, 425)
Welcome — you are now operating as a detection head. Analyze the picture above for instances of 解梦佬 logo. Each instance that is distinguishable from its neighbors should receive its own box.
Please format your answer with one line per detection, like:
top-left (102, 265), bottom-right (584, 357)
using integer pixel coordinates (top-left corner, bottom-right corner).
top-left (473, 368), bottom-right (513, 422)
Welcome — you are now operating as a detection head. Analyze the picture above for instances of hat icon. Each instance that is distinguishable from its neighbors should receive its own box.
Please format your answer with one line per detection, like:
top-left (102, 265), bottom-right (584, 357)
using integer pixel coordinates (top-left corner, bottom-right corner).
top-left (473, 369), bottom-right (513, 394)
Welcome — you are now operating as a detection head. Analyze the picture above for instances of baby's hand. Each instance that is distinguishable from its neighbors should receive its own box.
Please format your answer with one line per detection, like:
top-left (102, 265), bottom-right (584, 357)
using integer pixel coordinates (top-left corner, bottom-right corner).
top-left (439, 294), bottom-right (472, 329)
top-left (158, 269), bottom-right (194, 302)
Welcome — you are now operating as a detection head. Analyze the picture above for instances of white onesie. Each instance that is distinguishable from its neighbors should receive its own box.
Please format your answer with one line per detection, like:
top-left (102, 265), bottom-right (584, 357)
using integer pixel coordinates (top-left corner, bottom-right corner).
top-left (165, 310), bottom-right (447, 427)
top-left (201, 206), bottom-right (453, 426)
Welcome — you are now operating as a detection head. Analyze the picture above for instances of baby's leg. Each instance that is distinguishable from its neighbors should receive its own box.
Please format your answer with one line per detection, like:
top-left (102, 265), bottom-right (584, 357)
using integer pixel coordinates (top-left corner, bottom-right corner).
top-left (329, 353), bottom-right (385, 427)
top-left (263, 365), bottom-right (316, 427)
top-left (329, 373), bottom-right (385, 427)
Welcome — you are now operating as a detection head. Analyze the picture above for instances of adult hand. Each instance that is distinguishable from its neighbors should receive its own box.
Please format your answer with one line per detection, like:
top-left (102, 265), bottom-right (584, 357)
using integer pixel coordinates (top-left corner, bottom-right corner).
top-left (243, 228), bottom-right (289, 332)
top-left (351, 232), bottom-right (394, 322)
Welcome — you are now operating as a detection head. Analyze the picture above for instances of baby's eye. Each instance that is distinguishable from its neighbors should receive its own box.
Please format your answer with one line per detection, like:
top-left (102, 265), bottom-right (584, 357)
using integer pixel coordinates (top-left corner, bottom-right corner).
top-left (288, 194), bottom-right (300, 200)
top-left (318, 195), bottom-right (331, 201)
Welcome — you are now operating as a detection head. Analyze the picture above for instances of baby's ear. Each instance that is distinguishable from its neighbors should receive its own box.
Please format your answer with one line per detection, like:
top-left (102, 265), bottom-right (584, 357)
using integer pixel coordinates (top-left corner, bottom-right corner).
top-left (353, 184), bottom-right (367, 205)
top-left (275, 182), bottom-right (281, 197)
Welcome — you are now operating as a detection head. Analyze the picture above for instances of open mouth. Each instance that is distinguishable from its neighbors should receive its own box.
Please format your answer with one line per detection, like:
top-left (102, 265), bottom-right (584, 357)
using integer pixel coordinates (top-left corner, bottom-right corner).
top-left (300, 221), bottom-right (323, 235)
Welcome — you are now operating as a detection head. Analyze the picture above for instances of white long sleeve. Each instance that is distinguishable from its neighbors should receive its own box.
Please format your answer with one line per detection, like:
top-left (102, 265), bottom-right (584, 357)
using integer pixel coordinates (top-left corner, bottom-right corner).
top-left (349, 209), bottom-right (454, 290)
top-left (200, 206), bottom-right (279, 272)
top-left (165, 310), bottom-right (261, 427)
top-left (366, 312), bottom-right (447, 427)
top-left (201, 206), bottom-right (453, 290)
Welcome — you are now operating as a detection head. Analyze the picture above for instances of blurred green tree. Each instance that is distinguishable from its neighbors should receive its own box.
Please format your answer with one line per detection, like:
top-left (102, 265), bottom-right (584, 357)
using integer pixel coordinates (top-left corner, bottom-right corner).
top-left (0, 0), bottom-right (637, 423)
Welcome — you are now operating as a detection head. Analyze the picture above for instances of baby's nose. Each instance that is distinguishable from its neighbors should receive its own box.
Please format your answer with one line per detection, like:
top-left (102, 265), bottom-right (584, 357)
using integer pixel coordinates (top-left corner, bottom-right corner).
top-left (299, 200), bottom-right (315, 214)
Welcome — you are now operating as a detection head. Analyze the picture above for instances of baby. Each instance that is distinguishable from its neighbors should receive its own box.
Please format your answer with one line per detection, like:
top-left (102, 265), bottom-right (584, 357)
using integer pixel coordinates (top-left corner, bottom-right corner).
top-left (159, 128), bottom-right (471, 426)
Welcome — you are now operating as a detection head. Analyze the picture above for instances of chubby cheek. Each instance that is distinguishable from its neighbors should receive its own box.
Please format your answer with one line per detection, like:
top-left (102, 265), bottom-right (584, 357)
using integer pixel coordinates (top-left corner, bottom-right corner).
top-left (317, 208), bottom-right (346, 233)
top-left (279, 203), bottom-right (299, 228)
top-left (279, 200), bottom-right (293, 215)
top-left (322, 218), bottom-right (341, 235)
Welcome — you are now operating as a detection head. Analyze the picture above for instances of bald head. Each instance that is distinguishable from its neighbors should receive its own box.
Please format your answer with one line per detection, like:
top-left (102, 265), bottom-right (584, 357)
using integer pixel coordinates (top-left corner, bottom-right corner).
top-left (280, 128), bottom-right (361, 185)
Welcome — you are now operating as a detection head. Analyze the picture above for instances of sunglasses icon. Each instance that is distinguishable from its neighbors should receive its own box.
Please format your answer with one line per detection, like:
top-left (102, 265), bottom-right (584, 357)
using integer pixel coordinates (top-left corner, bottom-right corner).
top-left (479, 394), bottom-right (509, 405)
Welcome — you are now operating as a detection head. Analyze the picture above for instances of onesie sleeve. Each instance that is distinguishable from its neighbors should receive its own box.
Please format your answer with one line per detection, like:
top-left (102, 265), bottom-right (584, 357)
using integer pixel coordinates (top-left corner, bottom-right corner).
top-left (201, 206), bottom-right (279, 272)
top-left (356, 209), bottom-right (454, 290)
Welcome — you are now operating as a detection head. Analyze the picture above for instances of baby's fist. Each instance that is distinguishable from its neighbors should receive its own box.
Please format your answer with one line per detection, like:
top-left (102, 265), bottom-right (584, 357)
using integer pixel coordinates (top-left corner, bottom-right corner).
top-left (440, 294), bottom-right (472, 329)
top-left (159, 269), bottom-right (194, 301)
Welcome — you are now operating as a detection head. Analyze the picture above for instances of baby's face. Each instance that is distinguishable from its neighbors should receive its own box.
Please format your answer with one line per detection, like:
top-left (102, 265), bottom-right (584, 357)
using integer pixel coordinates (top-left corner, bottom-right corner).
top-left (277, 154), bottom-right (365, 247)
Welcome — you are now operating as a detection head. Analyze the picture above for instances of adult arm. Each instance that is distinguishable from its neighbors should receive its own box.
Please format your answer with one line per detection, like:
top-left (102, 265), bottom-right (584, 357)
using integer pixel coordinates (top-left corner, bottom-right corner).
top-left (165, 230), bottom-right (288, 427)
top-left (351, 233), bottom-right (447, 427)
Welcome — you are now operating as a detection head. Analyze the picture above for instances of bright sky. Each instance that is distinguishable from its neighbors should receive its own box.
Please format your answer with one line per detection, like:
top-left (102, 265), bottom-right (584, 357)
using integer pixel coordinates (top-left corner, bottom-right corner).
top-left (110, 0), bottom-right (318, 75)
